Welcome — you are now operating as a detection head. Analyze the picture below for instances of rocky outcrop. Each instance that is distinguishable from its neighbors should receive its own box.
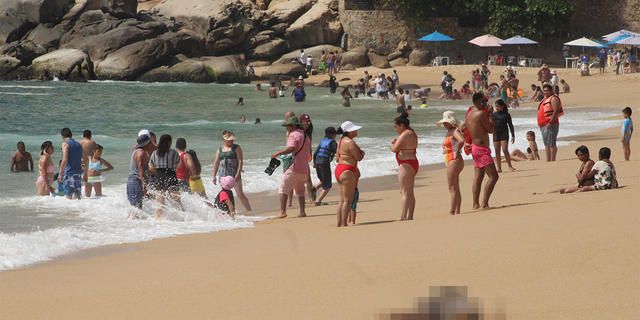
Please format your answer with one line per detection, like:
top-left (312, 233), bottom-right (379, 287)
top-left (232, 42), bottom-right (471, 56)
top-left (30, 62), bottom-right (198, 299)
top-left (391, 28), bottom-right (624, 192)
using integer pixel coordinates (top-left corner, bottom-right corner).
top-left (24, 24), bottom-right (64, 51)
top-left (59, 18), bottom-right (124, 48)
top-left (31, 48), bottom-right (93, 81)
top-left (367, 50), bottom-right (390, 69)
top-left (248, 38), bottom-right (286, 59)
top-left (100, 0), bottom-right (137, 19)
top-left (12, 0), bottom-right (75, 24)
top-left (158, 31), bottom-right (204, 56)
top-left (66, 20), bottom-right (169, 62)
top-left (284, 0), bottom-right (341, 50)
top-left (389, 57), bottom-right (408, 67)
top-left (0, 16), bottom-right (37, 46)
top-left (408, 49), bottom-right (430, 66)
top-left (264, 0), bottom-right (312, 27)
top-left (138, 59), bottom-right (211, 83)
top-left (0, 54), bottom-right (21, 75)
top-left (153, 0), bottom-right (264, 56)
top-left (0, 40), bottom-right (46, 65)
top-left (261, 62), bottom-right (306, 79)
top-left (340, 63), bottom-right (354, 70)
top-left (275, 44), bottom-right (342, 66)
top-left (200, 55), bottom-right (250, 83)
top-left (340, 46), bottom-right (368, 67)
top-left (95, 38), bottom-right (173, 80)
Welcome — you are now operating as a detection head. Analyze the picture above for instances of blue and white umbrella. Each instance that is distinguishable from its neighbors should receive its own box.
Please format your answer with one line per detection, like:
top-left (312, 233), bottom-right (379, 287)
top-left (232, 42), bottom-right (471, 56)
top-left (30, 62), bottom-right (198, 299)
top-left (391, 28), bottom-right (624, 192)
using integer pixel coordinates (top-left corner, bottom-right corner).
top-left (607, 34), bottom-right (631, 45)
top-left (499, 35), bottom-right (538, 45)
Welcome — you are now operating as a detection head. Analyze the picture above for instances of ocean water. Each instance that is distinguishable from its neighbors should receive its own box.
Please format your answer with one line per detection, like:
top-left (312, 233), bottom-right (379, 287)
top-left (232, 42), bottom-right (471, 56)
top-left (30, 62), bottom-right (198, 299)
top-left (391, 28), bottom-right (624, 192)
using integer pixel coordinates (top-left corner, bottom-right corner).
top-left (0, 81), bottom-right (621, 270)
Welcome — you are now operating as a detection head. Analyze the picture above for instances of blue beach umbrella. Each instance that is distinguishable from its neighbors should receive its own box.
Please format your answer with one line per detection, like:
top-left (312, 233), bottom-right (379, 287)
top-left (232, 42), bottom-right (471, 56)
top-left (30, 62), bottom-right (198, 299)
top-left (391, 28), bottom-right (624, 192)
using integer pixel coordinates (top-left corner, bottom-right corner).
top-left (418, 31), bottom-right (455, 55)
top-left (499, 35), bottom-right (538, 45)
top-left (418, 31), bottom-right (455, 42)
top-left (589, 39), bottom-right (609, 49)
top-left (607, 34), bottom-right (631, 45)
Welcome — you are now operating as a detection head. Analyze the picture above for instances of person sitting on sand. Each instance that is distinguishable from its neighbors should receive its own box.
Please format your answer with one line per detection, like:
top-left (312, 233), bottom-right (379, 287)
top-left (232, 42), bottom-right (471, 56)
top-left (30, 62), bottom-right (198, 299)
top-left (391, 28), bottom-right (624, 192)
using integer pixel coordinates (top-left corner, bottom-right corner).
top-left (579, 147), bottom-right (618, 192)
top-left (254, 84), bottom-right (263, 92)
top-left (535, 145), bottom-right (595, 194)
top-left (560, 79), bottom-right (570, 93)
top-left (460, 81), bottom-right (471, 99)
top-left (507, 131), bottom-right (541, 161)
top-left (451, 89), bottom-right (462, 100)
top-left (437, 111), bottom-right (465, 215)
top-left (214, 176), bottom-right (236, 217)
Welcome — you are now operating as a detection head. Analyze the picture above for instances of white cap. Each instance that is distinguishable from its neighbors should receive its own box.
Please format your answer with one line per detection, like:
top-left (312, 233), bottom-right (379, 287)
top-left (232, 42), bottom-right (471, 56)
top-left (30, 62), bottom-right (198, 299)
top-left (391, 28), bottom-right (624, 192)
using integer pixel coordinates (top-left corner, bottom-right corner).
top-left (298, 76), bottom-right (304, 80)
top-left (341, 121), bottom-right (362, 133)
top-left (378, 73), bottom-right (382, 76)
top-left (138, 129), bottom-right (150, 137)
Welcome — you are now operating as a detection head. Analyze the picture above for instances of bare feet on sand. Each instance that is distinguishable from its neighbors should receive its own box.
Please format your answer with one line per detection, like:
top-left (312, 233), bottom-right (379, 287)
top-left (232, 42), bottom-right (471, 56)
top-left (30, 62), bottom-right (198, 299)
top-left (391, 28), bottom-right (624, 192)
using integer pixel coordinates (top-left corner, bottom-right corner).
top-left (509, 166), bottom-right (516, 171)
top-left (297, 213), bottom-right (307, 217)
top-left (275, 213), bottom-right (287, 219)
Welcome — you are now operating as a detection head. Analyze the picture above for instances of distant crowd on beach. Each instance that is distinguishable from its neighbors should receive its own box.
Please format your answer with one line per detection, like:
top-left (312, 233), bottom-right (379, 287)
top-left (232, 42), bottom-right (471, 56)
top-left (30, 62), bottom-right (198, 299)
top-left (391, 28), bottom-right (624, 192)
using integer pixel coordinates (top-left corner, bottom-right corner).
top-left (10, 64), bottom-right (633, 225)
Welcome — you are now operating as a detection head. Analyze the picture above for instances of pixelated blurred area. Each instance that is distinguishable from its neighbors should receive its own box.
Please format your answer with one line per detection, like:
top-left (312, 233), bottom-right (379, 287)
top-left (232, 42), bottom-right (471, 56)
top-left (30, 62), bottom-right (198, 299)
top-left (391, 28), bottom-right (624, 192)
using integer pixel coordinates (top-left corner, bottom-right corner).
top-left (375, 286), bottom-right (506, 320)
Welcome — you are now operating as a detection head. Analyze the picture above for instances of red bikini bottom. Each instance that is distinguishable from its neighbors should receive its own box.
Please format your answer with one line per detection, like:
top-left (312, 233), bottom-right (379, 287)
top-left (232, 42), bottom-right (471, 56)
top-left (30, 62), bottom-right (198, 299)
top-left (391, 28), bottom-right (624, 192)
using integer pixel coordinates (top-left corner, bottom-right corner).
top-left (335, 163), bottom-right (357, 183)
top-left (397, 158), bottom-right (419, 173)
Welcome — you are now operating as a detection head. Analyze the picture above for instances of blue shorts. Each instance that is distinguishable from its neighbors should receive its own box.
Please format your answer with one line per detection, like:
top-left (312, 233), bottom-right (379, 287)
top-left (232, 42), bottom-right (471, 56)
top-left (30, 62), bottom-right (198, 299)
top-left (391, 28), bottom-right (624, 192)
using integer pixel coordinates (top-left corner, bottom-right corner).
top-left (328, 61), bottom-right (334, 68)
top-left (62, 174), bottom-right (82, 198)
top-left (127, 178), bottom-right (144, 208)
top-left (623, 133), bottom-right (632, 143)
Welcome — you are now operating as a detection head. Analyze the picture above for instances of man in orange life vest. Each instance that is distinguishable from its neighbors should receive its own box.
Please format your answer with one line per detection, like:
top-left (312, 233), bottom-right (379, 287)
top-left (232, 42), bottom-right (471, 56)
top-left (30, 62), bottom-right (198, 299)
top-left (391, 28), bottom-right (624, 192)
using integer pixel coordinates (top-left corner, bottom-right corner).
top-left (538, 84), bottom-right (563, 161)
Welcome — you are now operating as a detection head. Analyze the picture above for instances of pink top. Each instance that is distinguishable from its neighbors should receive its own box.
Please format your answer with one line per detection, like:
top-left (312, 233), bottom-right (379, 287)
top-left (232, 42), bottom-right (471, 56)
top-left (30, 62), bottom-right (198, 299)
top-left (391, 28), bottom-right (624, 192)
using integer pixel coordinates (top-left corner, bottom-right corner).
top-left (219, 190), bottom-right (230, 202)
top-left (287, 129), bottom-right (311, 175)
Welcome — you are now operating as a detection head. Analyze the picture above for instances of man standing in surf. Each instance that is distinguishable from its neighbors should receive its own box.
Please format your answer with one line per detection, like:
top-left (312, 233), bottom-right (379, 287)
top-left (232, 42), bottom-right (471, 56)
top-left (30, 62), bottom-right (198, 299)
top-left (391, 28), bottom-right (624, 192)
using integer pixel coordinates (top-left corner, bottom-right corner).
top-left (79, 129), bottom-right (96, 197)
top-left (58, 128), bottom-right (84, 199)
top-left (460, 93), bottom-right (499, 210)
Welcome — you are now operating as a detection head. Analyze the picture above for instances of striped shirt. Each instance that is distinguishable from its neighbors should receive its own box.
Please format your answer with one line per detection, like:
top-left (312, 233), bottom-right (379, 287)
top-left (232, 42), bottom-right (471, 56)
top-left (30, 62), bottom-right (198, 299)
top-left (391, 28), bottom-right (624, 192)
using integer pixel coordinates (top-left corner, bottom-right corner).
top-left (150, 149), bottom-right (181, 170)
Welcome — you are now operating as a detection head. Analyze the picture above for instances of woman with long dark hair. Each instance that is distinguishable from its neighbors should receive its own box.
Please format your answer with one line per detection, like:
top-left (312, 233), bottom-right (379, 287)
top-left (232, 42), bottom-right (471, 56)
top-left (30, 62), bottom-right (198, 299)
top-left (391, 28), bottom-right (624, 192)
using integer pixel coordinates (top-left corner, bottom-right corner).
top-left (390, 112), bottom-right (418, 220)
top-left (149, 134), bottom-right (183, 218)
top-left (493, 99), bottom-right (516, 172)
top-left (36, 141), bottom-right (55, 196)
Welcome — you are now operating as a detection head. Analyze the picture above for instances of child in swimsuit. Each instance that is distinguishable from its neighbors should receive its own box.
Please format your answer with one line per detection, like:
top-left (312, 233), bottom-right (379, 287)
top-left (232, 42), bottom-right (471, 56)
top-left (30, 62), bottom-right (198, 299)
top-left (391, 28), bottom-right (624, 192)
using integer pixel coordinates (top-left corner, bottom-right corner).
top-left (86, 144), bottom-right (114, 197)
top-left (390, 112), bottom-right (418, 221)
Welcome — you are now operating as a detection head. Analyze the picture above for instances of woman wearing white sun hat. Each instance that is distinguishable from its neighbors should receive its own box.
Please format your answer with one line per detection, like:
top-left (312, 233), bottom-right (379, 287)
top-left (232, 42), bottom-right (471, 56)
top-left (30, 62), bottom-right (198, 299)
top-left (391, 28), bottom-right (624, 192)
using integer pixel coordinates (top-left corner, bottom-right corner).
top-left (335, 121), bottom-right (364, 227)
top-left (437, 111), bottom-right (465, 215)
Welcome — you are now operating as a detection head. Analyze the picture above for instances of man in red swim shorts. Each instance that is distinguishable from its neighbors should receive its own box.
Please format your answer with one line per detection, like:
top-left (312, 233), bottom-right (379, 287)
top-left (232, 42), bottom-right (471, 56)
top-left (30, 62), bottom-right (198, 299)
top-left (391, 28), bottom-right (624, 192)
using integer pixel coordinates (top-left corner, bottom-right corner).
top-left (460, 93), bottom-right (499, 210)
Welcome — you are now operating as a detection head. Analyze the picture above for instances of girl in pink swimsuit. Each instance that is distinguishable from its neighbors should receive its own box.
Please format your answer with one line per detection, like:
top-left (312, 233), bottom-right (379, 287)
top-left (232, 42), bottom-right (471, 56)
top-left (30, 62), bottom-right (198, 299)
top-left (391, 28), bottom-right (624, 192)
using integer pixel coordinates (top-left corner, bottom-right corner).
top-left (36, 141), bottom-right (55, 196)
top-left (390, 112), bottom-right (418, 221)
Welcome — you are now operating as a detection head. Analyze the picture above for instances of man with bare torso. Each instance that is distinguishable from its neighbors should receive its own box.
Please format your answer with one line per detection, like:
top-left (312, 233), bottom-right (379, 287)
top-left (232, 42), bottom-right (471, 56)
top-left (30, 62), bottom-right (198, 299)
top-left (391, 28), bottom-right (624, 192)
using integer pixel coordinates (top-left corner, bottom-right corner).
top-left (460, 93), bottom-right (499, 210)
top-left (10, 141), bottom-right (33, 172)
top-left (79, 130), bottom-right (96, 197)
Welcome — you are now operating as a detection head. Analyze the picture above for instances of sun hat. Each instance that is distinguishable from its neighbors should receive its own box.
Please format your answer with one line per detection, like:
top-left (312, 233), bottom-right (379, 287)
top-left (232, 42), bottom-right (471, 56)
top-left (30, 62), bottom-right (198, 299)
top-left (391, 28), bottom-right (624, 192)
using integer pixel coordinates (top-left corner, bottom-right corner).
top-left (550, 69), bottom-right (557, 75)
top-left (299, 114), bottom-right (310, 122)
top-left (220, 176), bottom-right (236, 190)
top-left (377, 73), bottom-right (382, 76)
top-left (324, 126), bottom-right (337, 137)
top-left (341, 121), bottom-right (362, 132)
top-left (364, 69), bottom-right (368, 72)
top-left (138, 129), bottom-right (150, 137)
top-left (437, 111), bottom-right (458, 127)
top-left (222, 131), bottom-right (236, 141)
top-left (282, 116), bottom-right (302, 126)
top-left (542, 63), bottom-right (548, 68)
top-left (135, 134), bottom-right (152, 148)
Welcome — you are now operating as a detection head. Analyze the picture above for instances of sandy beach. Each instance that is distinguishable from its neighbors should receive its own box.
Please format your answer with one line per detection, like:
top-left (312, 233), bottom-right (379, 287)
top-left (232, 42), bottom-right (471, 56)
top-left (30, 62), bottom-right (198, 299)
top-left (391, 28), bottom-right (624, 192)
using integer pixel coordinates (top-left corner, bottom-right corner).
top-left (1, 66), bottom-right (638, 319)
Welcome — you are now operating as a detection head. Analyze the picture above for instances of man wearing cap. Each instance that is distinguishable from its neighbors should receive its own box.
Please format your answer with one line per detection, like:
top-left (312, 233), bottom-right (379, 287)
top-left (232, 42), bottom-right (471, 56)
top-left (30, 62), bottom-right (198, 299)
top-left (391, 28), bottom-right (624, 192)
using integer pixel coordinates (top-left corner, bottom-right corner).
top-left (306, 54), bottom-right (313, 74)
top-left (460, 93), bottom-right (499, 210)
top-left (505, 61), bottom-right (516, 77)
top-left (537, 64), bottom-right (551, 86)
top-left (550, 70), bottom-right (560, 95)
top-left (127, 134), bottom-right (155, 217)
top-left (313, 127), bottom-right (338, 205)
top-left (247, 64), bottom-right (255, 75)
top-left (271, 116), bottom-right (311, 218)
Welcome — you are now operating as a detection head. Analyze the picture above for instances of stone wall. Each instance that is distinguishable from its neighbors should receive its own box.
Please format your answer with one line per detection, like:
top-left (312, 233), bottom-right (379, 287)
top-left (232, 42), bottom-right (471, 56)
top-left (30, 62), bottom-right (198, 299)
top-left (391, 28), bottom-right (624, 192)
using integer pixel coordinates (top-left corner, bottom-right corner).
top-left (568, 0), bottom-right (640, 37)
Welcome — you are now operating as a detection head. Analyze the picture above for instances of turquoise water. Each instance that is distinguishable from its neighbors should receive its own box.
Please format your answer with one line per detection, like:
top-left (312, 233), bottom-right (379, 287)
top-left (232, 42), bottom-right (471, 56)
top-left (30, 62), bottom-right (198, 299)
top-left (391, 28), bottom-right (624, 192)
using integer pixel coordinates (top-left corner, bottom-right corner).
top-left (0, 80), bottom-right (621, 269)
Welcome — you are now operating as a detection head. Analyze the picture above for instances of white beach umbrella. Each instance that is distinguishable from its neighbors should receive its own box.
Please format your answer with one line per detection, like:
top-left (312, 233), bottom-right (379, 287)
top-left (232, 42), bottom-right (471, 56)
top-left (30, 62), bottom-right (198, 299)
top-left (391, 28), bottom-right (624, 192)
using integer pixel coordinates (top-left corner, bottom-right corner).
top-left (616, 36), bottom-right (640, 46)
top-left (564, 37), bottom-right (603, 52)
top-left (469, 34), bottom-right (504, 47)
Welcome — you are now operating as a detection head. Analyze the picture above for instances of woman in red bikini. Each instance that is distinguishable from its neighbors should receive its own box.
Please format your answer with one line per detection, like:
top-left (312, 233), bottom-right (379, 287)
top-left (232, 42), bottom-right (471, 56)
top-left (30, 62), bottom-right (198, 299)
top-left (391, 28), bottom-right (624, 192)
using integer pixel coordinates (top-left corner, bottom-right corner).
top-left (335, 121), bottom-right (364, 227)
top-left (437, 111), bottom-right (465, 215)
top-left (389, 112), bottom-right (418, 221)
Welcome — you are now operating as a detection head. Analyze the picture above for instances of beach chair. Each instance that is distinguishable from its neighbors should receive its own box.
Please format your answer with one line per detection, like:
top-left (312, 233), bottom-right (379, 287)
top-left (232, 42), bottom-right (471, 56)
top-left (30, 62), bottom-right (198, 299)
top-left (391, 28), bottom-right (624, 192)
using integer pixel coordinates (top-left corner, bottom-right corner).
top-left (518, 56), bottom-right (528, 67)
top-left (530, 58), bottom-right (542, 68)
top-left (508, 56), bottom-right (516, 65)
top-left (487, 55), bottom-right (497, 65)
